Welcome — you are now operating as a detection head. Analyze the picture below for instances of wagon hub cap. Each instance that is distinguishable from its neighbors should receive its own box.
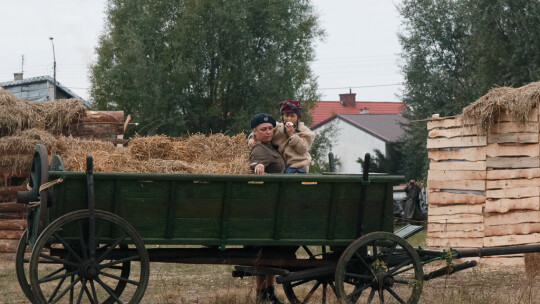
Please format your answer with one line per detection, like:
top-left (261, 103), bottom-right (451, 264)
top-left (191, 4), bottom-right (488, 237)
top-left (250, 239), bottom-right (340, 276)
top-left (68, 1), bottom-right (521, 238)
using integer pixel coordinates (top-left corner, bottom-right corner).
top-left (373, 272), bottom-right (394, 288)
top-left (80, 261), bottom-right (99, 279)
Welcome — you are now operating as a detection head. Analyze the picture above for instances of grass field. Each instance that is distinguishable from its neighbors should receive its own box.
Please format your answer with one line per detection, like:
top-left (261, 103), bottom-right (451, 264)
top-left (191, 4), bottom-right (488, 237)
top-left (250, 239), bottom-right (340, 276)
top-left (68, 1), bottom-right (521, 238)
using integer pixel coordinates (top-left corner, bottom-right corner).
top-left (1, 228), bottom-right (538, 303)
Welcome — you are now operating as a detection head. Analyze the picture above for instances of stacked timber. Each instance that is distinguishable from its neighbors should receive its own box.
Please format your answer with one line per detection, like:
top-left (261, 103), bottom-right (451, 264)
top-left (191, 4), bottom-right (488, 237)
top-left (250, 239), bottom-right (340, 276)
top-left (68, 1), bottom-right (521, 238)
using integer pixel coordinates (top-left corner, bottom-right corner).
top-left (426, 117), bottom-right (486, 249)
top-left (484, 109), bottom-right (540, 250)
top-left (0, 184), bottom-right (26, 252)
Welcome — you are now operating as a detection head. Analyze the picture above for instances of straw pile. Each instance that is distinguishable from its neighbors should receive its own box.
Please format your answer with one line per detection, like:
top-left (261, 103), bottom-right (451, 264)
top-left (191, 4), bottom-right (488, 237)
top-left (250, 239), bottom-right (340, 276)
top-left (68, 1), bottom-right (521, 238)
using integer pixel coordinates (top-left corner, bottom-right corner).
top-left (461, 81), bottom-right (540, 133)
top-left (0, 88), bottom-right (86, 136)
top-left (57, 133), bottom-right (251, 174)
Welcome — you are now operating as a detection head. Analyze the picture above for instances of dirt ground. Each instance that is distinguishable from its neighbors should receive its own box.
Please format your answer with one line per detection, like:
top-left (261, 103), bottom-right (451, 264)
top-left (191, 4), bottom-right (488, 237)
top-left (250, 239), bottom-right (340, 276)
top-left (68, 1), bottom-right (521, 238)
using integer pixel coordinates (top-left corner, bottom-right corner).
top-left (1, 251), bottom-right (538, 304)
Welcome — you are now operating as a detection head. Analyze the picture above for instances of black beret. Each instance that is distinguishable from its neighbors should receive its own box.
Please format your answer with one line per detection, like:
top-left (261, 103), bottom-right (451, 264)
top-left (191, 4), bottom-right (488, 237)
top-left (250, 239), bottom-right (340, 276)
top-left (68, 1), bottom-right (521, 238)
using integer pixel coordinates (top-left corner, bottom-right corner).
top-left (250, 113), bottom-right (276, 129)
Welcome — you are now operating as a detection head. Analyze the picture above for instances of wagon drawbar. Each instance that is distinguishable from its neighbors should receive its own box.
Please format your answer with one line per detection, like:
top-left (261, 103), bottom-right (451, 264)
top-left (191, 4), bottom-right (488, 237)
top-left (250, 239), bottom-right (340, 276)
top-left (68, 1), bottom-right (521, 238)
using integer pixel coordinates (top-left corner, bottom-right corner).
top-left (14, 145), bottom-right (540, 303)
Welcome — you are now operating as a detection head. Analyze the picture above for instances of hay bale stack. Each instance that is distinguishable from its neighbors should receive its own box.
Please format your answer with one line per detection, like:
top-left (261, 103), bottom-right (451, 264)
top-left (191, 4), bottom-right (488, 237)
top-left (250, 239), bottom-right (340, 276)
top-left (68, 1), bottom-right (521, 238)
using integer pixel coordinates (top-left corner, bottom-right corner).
top-left (427, 81), bottom-right (540, 266)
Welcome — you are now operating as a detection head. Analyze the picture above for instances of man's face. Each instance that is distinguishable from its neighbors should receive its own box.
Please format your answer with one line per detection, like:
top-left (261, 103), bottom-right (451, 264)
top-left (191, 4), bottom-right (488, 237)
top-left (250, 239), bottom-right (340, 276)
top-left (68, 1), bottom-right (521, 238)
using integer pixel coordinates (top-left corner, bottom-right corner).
top-left (282, 112), bottom-right (298, 126)
top-left (253, 123), bottom-right (274, 144)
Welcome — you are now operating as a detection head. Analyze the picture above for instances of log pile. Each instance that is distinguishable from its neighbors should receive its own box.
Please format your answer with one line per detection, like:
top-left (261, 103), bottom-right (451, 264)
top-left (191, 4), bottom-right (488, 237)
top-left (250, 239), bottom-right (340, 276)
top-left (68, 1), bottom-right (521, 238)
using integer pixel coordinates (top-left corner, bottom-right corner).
top-left (427, 109), bottom-right (540, 266)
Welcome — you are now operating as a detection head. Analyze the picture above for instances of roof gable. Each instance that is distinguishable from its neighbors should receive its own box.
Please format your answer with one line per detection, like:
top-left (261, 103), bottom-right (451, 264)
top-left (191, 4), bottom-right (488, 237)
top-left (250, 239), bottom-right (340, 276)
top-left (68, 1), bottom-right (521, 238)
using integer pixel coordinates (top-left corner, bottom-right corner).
top-left (310, 101), bottom-right (405, 126)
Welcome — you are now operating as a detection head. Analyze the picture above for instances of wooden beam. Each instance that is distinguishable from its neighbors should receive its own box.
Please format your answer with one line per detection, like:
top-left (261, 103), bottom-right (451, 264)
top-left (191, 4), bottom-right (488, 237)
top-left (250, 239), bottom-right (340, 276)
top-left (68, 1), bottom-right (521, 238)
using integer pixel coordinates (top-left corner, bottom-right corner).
top-left (486, 156), bottom-right (539, 169)
top-left (484, 233), bottom-right (540, 247)
top-left (428, 230), bottom-right (484, 238)
top-left (429, 161), bottom-right (486, 171)
top-left (0, 219), bottom-right (25, 230)
top-left (427, 117), bottom-right (464, 130)
top-left (80, 111), bottom-right (124, 123)
top-left (0, 230), bottom-right (24, 239)
top-left (487, 178), bottom-right (540, 190)
top-left (68, 122), bottom-right (124, 136)
top-left (487, 187), bottom-right (540, 199)
top-left (486, 168), bottom-right (540, 180)
top-left (491, 122), bottom-right (539, 134)
top-left (484, 211), bottom-right (540, 226)
top-left (428, 126), bottom-right (479, 138)
top-left (427, 136), bottom-right (487, 149)
top-left (0, 202), bottom-right (26, 213)
top-left (428, 214), bottom-right (484, 224)
top-left (428, 192), bottom-right (485, 205)
top-left (487, 133), bottom-right (539, 144)
top-left (426, 237), bottom-right (484, 248)
top-left (428, 147), bottom-right (486, 161)
top-left (486, 143), bottom-right (539, 157)
top-left (74, 136), bottom-right (129, 145)
top-left (485, 197), bottom-right (540, 213)
top-left (484, 222), bottom-right (540, 237)
top-left (428, 170), bottom-right (486, 181)
top-left (428, 180), bottom-right (485, 191)
top-left (428, 222), bottom-right (484, 232)
top-left (428, 204), bottom-right (483, 216)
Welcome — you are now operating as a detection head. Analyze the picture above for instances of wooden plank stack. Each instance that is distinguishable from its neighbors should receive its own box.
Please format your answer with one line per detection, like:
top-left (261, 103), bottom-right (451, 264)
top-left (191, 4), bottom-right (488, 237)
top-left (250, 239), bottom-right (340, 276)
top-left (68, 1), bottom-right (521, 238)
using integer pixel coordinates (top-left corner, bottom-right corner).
top-left (427, 110), bottom-right (540, 265)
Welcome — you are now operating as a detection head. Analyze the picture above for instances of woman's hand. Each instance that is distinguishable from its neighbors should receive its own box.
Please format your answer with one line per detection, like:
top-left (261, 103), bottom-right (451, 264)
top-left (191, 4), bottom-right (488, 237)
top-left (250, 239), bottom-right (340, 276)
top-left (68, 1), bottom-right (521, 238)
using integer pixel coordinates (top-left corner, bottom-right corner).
top-left (248, 137), bottom-right (256, 147)
top-left (285, 122), bottom-right (295, 137)
top-left (254, 163), bottom-right (265, 175)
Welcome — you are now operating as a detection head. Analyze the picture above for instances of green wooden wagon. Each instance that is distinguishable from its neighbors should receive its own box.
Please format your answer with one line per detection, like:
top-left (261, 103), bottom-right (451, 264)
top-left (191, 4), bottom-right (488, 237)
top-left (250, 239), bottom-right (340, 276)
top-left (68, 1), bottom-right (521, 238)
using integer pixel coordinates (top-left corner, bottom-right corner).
top-left (15, 145), bottom-right (540, 304)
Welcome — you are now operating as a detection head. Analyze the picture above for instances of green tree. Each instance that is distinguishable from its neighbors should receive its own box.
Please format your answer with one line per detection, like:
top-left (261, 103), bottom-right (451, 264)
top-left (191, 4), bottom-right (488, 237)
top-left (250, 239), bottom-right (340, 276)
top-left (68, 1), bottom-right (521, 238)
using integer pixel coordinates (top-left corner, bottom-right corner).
top-left (90, 0), bottom-right (323, 136)
top-left (309, 121), bottom-right (339, 173)
top-left (356, 142), bottom-right (405, 175)
top-left (398, 0), bottom-right (540, 179)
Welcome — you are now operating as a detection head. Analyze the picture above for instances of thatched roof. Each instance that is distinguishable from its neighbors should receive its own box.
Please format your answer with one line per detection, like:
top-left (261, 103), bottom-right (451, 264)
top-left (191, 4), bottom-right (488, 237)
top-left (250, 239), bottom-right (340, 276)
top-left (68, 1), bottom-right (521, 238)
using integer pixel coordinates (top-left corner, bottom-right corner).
top-left (461, 81), bottom-right (540, 133)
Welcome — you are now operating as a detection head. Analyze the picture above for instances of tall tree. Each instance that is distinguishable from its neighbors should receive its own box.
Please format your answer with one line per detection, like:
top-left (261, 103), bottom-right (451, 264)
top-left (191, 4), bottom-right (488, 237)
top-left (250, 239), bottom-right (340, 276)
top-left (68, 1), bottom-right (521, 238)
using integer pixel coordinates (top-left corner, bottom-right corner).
top-left (90, 0), bottom-right (323, 136)
top-left (398, 0), bottom-right (540, 179)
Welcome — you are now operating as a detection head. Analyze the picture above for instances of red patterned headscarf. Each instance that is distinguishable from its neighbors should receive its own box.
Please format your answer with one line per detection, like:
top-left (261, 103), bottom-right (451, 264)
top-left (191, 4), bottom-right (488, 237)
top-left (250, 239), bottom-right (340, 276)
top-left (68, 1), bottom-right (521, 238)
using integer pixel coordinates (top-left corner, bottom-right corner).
top-left (279, 100), bottom-right (302, 118)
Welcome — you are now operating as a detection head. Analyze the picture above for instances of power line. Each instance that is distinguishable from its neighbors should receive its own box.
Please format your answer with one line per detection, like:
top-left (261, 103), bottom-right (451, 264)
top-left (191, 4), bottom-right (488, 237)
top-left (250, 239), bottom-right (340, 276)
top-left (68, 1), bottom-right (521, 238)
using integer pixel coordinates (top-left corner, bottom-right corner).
top-left (319, 83), bottom-right (403, 90)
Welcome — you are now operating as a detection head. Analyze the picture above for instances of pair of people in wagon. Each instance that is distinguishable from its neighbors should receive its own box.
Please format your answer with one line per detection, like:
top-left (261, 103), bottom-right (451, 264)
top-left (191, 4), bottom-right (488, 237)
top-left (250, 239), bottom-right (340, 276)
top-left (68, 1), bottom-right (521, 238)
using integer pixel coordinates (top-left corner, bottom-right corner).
top-left (248, 100), bottom-right (314, 303)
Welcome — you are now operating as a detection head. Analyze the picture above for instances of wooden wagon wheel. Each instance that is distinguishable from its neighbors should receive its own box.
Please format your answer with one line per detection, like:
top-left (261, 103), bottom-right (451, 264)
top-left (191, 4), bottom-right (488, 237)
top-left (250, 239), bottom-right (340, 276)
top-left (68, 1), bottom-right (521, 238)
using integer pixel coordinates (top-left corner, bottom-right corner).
top-left (29, 210), bottom-right (150, 304)
top-left (16, 229), bottom-right (37, 303)
top-left (282, 246), bottom-right (342, 304)
top-left (335, 232), bottom-right (423, 304)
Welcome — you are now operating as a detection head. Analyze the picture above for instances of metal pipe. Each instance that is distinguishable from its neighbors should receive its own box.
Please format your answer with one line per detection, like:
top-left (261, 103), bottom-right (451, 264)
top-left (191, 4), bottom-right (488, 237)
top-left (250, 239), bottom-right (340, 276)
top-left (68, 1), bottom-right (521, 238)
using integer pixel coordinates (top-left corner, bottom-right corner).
top-left (456, 244), bottom-right (540, 258)
top-left (49, 37), bottom-right (56, 101)
top-left (328, 152), bottom-right (335, 172)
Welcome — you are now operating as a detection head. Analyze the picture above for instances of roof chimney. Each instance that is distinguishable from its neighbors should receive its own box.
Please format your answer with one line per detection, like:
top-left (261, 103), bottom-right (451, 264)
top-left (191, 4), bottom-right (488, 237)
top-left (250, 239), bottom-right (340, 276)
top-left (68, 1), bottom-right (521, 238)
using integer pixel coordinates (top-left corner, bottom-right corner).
top-left (339, 92), bottom-right (356, 107)
top-left (14, 72), bottom-right (23, 81)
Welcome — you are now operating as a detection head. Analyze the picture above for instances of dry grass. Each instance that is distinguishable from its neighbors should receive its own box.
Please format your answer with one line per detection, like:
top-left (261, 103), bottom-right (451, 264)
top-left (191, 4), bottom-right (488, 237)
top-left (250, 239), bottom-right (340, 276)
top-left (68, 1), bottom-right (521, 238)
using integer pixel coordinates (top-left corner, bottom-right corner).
top-left (2, 250), bottom-right (538, 304)
top-left (461, 81), bottom-right (540, 133)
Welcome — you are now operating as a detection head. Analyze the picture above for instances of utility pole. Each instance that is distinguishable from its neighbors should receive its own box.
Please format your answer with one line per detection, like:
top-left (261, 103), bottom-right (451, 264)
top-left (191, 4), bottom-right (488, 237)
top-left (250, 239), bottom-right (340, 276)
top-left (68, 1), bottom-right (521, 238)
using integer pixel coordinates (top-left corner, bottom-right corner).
top-left (49, 37), bottom-right (56, 100)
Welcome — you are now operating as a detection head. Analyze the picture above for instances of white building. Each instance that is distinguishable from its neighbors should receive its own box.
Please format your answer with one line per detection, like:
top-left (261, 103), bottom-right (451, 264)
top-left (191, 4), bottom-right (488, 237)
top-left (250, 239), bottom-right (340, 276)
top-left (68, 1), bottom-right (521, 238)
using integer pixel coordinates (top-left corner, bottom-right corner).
top-left (312, 113), bottom-right (407, 173)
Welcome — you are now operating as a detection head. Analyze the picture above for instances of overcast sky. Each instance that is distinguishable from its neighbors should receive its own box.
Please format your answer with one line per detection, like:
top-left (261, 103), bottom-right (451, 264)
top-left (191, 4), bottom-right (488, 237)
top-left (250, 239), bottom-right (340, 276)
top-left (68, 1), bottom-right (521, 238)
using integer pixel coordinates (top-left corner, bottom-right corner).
top-left (0, 0), bottom-right (403, 103)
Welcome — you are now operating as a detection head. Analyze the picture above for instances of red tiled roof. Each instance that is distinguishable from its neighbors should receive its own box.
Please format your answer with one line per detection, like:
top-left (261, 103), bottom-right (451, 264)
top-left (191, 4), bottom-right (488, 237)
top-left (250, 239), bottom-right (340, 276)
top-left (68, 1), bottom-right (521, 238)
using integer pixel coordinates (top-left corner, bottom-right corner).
top-left (310, 101), bottom-right (405, 127)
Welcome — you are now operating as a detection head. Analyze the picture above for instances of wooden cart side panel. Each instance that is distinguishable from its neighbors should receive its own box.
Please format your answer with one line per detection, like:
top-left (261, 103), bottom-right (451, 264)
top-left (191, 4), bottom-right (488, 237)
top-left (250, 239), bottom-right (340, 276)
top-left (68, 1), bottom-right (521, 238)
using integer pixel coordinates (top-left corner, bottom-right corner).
top-left (47, 174), bottom-right (397, 246)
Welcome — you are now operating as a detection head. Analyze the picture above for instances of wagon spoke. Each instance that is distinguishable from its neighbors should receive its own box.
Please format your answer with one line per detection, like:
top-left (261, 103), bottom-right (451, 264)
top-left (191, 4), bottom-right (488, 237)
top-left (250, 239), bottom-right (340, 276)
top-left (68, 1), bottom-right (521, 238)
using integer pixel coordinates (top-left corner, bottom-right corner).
top-left (70, 275), bottom-right (75, 303)
top-left (40, 253), bottom-right (77, 267)
top-left (368, 288), bottom-right (375, 304)
top-left (322, 282), bottom-right (327, 304)
top-left (328, 281), bottom-right (337, 296)
top-left (76, 279), bottom-right (86, 304)
top-left (290, 278), bottom-right (312, 288)
top-left (378, 288), bottom-right (384, 303)
top-left (98, 254), bottom-right (140, 269)
top-left (301, 281), bottom-right (321, 303)
top-left (39, 269), bottom-right (79, 283)
top-left (386, 287), bottom-right (406, 304)
top-left (52, 233), bottom-right (83, 263)
top-left (90, 279), bottom-right (99, 303)
top-left (47, 276), bottom-right (67, 303)
top-left (388, 258), bottom-right (412, 275)
top-left (393, 279), bottom-right (410, 285)
top-left (95, 276), bottom-right (124, 304)
top-left (83, 282), bottom-right (96, 304)
top-left (49, 275), bottom-right (81, 304)
top-left (41, 266), bottom-right (67, 281)
top-left (97, 233), bottom-right (128, 263)
top-left (347, 283), bottom-right (370, 301)
top-left (353, 252), bottom-right (376, 276)
top-left (99, 270), bottom-right (140, 285)
top-left (371, 241), bottom-right (378, 259)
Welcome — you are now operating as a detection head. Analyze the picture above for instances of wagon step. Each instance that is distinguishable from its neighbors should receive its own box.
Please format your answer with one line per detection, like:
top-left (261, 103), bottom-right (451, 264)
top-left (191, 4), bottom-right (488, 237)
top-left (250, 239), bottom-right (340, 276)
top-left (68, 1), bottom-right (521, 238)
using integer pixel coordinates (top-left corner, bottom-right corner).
top-left (232, 265), bottom-right (289, 278)
top-left (423, 260), bottom-right (477, 281)
top-left (394, 224), bottom-right (424, 240)
top-left (275, 265), bottom-right (335, 284)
